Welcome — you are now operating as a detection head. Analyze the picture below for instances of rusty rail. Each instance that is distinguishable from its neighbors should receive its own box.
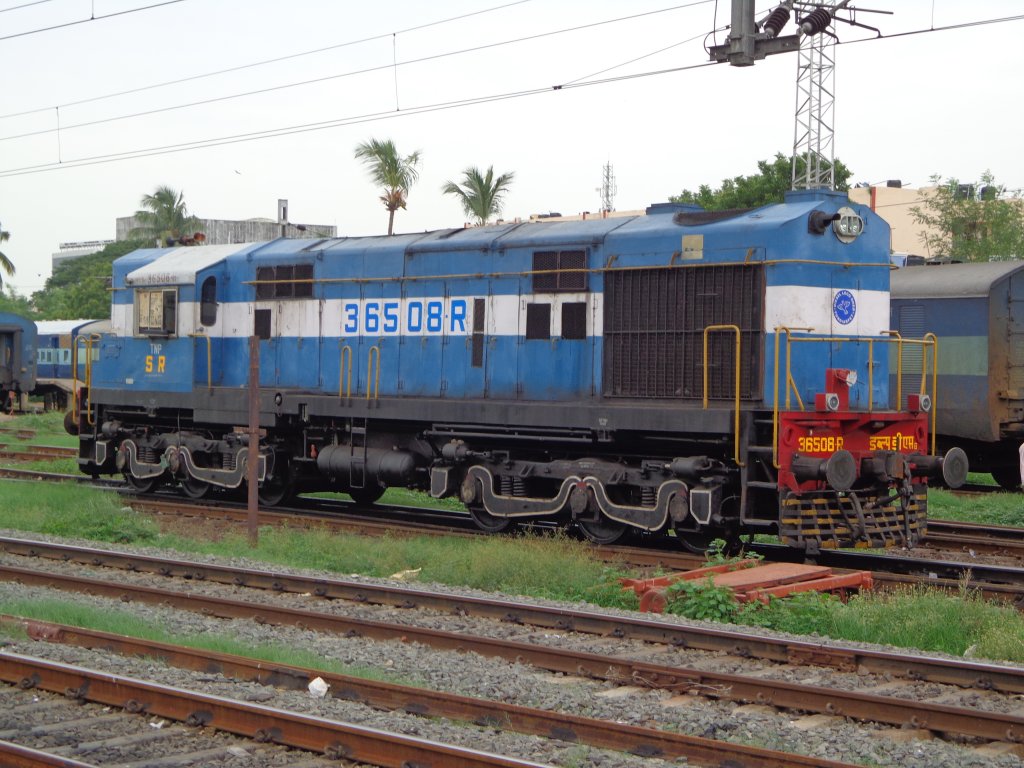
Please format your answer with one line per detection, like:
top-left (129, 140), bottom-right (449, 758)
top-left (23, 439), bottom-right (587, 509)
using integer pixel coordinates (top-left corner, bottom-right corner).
top-left (4, 534), bottom-right (1024, 694)
top-left (0, 651), bottom-right (550, 768)
top-left (2, 562), bottom-right (1024, 741)
top-left (7, 615), bottom-right (851, 768)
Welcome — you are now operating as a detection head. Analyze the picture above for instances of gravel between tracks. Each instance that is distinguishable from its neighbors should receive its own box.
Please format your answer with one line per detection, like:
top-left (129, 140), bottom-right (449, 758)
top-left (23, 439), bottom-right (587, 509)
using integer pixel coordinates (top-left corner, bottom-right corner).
top-left (1, 527), bottom-right (1022, 767)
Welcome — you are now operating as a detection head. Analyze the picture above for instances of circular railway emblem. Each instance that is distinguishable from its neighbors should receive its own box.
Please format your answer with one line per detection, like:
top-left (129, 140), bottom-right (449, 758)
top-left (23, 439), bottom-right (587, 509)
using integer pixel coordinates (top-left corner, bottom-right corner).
top-left (833, 289), bottom-right (856, 325)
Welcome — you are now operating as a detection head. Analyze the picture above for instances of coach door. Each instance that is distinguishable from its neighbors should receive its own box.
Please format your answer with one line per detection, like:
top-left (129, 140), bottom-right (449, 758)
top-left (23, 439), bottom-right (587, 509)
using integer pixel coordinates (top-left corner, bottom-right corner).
top-left (0, 328), bottom-right (16, 388)
top-left (195, 274), bottom-right (223, 386)
top-left (442, 278), bottom-right (486, 399)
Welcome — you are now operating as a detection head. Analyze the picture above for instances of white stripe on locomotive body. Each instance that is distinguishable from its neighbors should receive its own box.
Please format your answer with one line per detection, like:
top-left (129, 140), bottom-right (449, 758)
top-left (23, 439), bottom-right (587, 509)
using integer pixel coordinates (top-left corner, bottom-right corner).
top-left (114, 293), bottom-right (602, 339)
top-left (764, 286), bottom-right (890, 336)
top-left (115, 286), bottom-right (890, 341)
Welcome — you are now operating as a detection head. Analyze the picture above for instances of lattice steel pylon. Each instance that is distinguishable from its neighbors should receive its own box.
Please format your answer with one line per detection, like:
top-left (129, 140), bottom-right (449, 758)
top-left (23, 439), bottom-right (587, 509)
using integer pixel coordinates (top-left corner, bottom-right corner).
top-left (598, 162), bottom-right (617, 213)
top-left (709, 2), bottom-right (882, 191)
top-left (791, 26), bottom-right (836, 190)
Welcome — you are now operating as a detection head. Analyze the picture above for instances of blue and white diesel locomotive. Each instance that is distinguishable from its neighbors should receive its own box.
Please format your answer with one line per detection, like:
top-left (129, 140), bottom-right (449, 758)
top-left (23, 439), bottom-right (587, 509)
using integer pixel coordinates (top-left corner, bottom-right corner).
top-left (73, 189), bottom-right (968, 552)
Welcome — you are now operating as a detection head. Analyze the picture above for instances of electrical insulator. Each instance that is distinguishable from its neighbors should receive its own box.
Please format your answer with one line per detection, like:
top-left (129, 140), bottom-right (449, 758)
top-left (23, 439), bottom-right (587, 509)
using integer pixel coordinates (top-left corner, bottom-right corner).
top-left (800, 7), bottom-right (832, 35)
top-left (762, 6), bottom-right (791, 38)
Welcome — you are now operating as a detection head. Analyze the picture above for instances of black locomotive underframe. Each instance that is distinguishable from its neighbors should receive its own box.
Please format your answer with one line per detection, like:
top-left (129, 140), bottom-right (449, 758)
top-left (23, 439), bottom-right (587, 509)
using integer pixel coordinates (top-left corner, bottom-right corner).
top-left (79, 385), bottom-right (930, 546)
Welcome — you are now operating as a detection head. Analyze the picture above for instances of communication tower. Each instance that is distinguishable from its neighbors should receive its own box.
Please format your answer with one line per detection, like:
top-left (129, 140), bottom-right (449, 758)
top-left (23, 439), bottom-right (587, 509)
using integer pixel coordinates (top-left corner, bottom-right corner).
top-left (597, 162), bottom-right (617, 213)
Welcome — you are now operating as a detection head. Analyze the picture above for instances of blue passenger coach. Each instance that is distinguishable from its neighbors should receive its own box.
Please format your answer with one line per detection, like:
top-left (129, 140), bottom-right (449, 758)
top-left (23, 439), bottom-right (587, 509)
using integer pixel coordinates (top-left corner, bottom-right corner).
top-left (0, 312), bottom-right (36, 413)
top-left (74, 190), bottom-right (967, 552)
top-left (892, 261), bottom-right (1024, 490)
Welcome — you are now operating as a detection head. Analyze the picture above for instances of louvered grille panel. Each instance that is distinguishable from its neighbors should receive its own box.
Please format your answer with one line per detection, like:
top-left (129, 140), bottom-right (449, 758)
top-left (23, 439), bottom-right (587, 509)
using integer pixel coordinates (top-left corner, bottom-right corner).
top-left (603, 265), bottom-right (764, 399)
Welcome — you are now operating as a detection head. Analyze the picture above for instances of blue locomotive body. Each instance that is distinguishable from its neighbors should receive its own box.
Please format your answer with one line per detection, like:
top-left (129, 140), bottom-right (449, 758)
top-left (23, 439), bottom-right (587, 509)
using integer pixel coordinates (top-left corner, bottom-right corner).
top-left (75, 189), bottom-right (966, 551)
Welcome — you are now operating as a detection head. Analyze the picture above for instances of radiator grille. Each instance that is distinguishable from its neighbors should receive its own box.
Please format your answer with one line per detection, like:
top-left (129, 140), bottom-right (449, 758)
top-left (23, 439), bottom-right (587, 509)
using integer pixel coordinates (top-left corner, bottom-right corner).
top-left (603, 265), bottom-right (764, 399)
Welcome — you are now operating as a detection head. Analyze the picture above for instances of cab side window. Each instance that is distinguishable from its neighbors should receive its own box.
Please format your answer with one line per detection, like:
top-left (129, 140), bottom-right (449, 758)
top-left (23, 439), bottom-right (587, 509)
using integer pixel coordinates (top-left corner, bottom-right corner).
top-left (200, 276), bottom-right (217, 326)
top-left (136, 288), bottom-right (177, 336)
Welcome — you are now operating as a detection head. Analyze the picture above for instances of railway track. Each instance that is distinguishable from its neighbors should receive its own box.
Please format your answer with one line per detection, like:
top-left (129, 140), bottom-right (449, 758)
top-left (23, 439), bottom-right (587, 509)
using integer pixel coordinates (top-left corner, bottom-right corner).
top-left (4, 535), bottom-right (1024, 748)
top-left (3, 615), bottom-right (850, 768)
top-left (0, 651), bottom-right (550, 768)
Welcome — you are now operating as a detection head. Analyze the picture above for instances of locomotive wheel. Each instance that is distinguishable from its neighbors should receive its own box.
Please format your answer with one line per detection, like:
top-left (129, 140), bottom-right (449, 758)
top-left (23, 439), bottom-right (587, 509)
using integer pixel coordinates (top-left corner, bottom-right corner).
top-left (675, 528), bottom-right (719, 554)
top-left (991, 465), bottom-right (1022, 491)
top-left (258, 475), bottom-right (294, 506)
top-left (123, 472), bottom-right (160, 494)
top-left (467, 504), bottom-right (516, 534)
top-left (180, 477), bottom-right (212, 500)
top-left (348, 484), bottom-right (386, 505)
top-left (576, 516), bottom-right (628, 545)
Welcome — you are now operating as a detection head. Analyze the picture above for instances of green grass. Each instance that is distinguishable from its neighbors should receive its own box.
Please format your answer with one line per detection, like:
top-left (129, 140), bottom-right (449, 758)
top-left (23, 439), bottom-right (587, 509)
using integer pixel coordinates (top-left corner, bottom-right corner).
top-left (0, 597), bottom-right (419, 685)
top-left (927, 487), bottom-right (1024, 527)
top-left (1, 410), bottom-right (78, 448)
top-left (0, 479), bottom-right (161, 543)
top-left (735, 586), bottom-right (1024, 662)
top-left (0, 457), bottom-right (79, 474)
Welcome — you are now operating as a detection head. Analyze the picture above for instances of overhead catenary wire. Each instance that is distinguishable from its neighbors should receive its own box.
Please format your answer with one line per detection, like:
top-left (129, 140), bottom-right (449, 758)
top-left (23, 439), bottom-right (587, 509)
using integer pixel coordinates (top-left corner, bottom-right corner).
top-left (0, 0), bottom-right (538, 120)
top-left (0, 61), bottom-right (720, 178)
top-left (0, 0), bottom-right (58, 14)
top-left (0, 0), bottom-right (712, 142)
top-left (0, 9), bottom-right (1021, 179)
top-left (0, 0), bottom-right (188, 42)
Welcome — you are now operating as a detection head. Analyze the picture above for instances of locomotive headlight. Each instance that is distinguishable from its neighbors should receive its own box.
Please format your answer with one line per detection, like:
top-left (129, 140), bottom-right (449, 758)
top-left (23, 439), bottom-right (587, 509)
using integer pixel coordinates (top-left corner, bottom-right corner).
top-left (832, 207), bottom-right (865, 244)
top-left (824, 392), bottom-right (841, 411)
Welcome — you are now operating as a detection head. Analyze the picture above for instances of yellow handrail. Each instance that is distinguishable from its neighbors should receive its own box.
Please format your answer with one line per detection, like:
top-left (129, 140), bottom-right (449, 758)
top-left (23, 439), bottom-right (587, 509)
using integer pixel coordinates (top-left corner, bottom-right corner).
top-left (73, 333), bottom-right (102, 426)
top-left (188, 333), bottom-right (212, 391)
top-left (339, 344), bottom-right (352, 401)
top-left (366, 345), bottom-right (381, 402)
top-left (702, 324), bottom-right (744, 467)
top-left (881, 330), bottom-right (903, 407)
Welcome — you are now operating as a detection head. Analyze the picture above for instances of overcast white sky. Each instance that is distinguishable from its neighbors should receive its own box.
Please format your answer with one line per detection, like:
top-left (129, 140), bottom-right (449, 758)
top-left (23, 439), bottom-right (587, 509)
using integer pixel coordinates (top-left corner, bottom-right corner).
top-left (0, 0), bottom-right (1021, 294)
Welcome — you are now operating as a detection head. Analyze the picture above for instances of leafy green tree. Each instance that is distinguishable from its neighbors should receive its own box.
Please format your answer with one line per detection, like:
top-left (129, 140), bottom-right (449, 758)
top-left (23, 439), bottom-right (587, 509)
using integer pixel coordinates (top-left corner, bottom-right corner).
top-left (0, 223), bottom-right (16, 290)
top-left (0, 286), bottom-right (33, 316)
top-left (910, 172), bottom-right (1024, 262)
top-left (442, 166), bottom-right (516, 226)
top-left (671, 153), bottom-right (852, 211)
top-left (32, 241), bottom-right (140, 320)
top-left (129, 185), bottom-right (202, 246)
top-left (354, 138), bottom-right (422, 235)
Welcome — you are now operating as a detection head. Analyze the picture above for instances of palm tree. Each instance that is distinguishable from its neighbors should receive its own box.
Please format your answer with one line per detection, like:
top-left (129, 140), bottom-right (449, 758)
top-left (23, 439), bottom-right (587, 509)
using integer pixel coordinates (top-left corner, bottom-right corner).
top-left (130, 185), bottom-right (202, 246)
top-left (442, 166), bottom-right (516, 226)
top-left (0, 224), bottom-right (15, 290)
top-left (354, 139), bottom-right (422, 236)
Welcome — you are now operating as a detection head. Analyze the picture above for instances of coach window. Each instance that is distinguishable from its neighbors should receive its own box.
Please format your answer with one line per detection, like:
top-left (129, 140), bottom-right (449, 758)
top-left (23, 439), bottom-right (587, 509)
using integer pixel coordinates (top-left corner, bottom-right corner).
top-left (525, 303), bottom-right (551, 340)
top-left (532, 250), bottom-right (588, 292)
top-left (136, 288), bottom-right (177, 336)
top-left (561, 302), bottom-right (587, 340)
top-left (256, 264), bottom-right (314, 299)
top-left (254, 309), bottom-right (272, 340)
top-left (256, 267), bottom-right (275, 300)
top-left (200, 276), bottom-right (217, 326)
